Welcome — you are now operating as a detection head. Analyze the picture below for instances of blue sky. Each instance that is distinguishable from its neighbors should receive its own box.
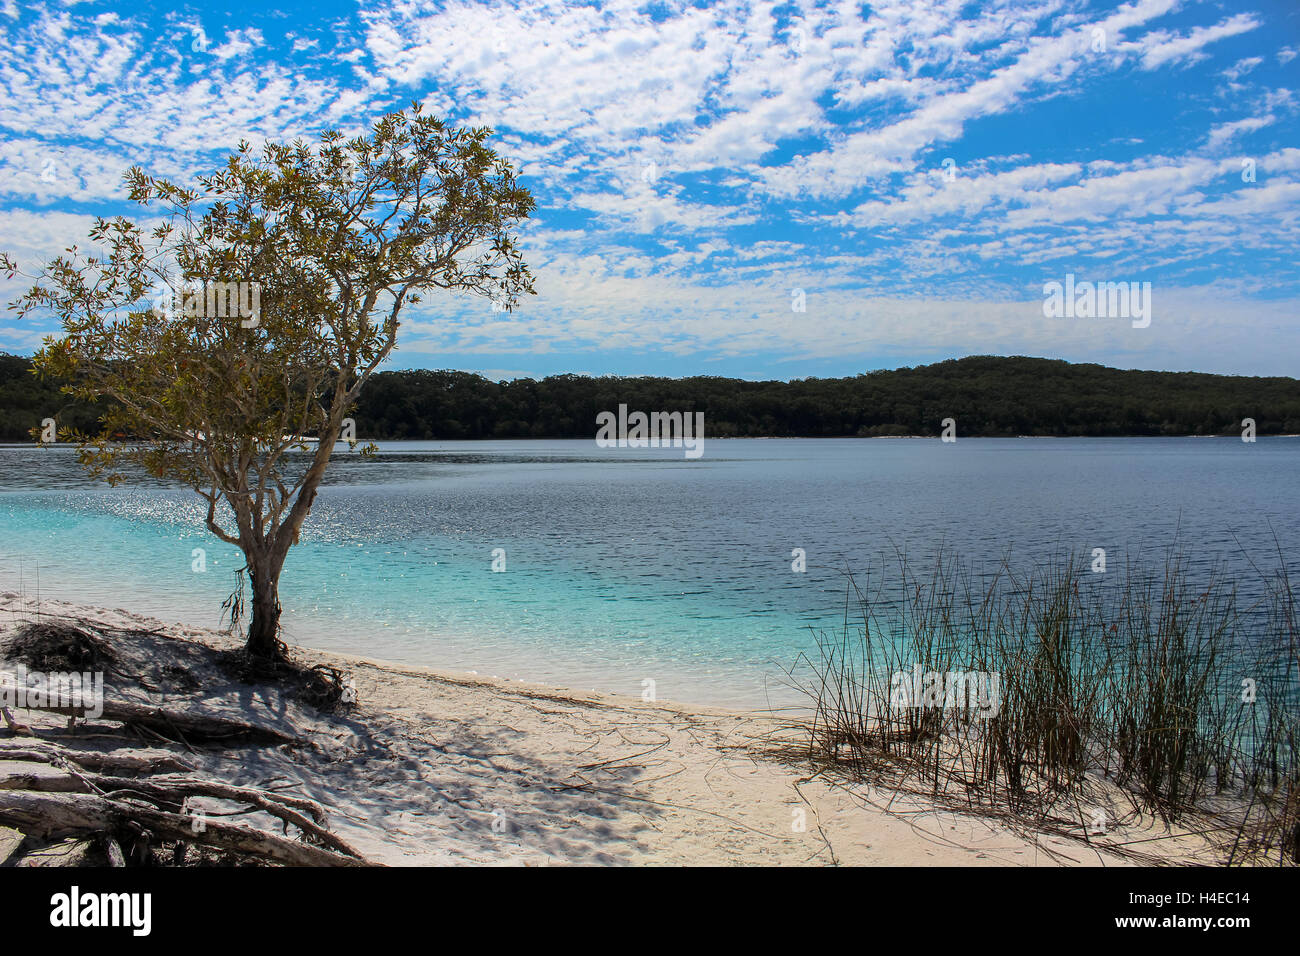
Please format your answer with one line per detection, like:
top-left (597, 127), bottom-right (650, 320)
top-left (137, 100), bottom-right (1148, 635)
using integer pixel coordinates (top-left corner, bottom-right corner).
top-left (0, 0), bottom-right (1297, 380)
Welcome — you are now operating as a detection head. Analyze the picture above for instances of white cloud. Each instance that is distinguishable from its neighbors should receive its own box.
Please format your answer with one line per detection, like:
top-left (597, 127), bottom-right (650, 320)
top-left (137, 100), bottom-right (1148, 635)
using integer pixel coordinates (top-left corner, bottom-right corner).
top-left (210, 28), bottom-right (264, 61)
top-left (1206, 114), bottom-right (1274, 148)
top-left (1221, 56), bottom-right (1263, 80)
top-left (0, 0), bottom-right (1296, 376)
top-left (1139, 14), bottom-right (1260, 71)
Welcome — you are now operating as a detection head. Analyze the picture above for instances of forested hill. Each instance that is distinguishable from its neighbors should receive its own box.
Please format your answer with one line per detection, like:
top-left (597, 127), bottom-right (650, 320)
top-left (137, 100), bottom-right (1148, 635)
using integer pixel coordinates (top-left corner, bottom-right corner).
top-left (3, 352), bottom-right (1298, 441)
top-left (349, 356), bottom-right (1300, 438)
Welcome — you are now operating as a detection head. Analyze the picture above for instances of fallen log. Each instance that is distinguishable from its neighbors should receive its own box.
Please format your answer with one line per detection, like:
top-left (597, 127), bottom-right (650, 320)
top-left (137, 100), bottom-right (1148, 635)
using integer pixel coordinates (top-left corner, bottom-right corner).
top-left (121, 774), bottom-right (331, 825)
top-left (0, 824), bottom-right (23, 864)
top-left (0, 790), bottom-right (369, 867)
top-left (0, 768), bottom-right (358, 858)
top-left (0, 743), bottom-right (193, 774)
top-left (101, 700), bottom-right (300, 745)
top-left (5, 699), bottom-right (298, 745)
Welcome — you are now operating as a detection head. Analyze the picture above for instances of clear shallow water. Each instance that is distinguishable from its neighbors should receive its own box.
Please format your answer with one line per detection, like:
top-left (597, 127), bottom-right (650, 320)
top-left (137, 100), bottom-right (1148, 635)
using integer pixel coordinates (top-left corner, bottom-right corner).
top-left (1, 438), bottom-right (1297, 709)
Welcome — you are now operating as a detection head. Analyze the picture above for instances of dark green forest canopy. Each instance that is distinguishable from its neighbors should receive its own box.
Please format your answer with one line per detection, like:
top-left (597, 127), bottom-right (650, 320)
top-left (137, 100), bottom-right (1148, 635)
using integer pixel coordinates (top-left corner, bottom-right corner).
top-left (3, 352), bottom-right (1298, 441)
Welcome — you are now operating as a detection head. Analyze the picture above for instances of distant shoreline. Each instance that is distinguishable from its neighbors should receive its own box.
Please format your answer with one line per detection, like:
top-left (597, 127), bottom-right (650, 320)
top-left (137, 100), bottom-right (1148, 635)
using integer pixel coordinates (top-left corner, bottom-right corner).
top-left (6, 353), bottom-right (1299, 443)
top-left (3, 434), bottom-right (1299, 449)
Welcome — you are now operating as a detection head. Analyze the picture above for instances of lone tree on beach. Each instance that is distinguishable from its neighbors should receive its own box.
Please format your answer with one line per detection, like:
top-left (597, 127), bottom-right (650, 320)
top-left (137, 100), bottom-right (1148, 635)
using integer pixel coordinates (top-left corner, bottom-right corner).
top-left (2, 103), bottom-right (535, 660)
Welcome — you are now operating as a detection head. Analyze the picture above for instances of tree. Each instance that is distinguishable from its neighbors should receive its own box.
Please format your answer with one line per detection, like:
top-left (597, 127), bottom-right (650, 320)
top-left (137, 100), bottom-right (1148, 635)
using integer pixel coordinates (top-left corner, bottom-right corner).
top-left (2, 103), bottom-right (535, 660)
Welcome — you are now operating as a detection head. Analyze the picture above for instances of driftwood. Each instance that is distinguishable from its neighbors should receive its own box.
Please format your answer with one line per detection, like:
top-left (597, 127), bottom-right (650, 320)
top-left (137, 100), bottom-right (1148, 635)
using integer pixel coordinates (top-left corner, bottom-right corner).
top-left (0, 701), bottom-right (356, 865)
top-left (9, 698), bottom-right (298, 745)
top-left (0, 790), bottom-right (367, 867)
top-left (0, 740), bottom-right (367, 864)
top-left (0, 767), bottom-right (360, 859)
top-left (100, 700), bottom-right (299, 745)
top-left (0, 742), bottom-right (193, 774)
top-left (0, 617), bottom-right (365, 867)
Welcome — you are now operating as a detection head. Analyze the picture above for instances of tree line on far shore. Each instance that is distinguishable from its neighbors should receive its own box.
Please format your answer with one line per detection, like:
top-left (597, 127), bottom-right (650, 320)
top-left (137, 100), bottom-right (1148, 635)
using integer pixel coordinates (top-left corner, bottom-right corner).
top-left (3, 351), bottom-right (1298, 442)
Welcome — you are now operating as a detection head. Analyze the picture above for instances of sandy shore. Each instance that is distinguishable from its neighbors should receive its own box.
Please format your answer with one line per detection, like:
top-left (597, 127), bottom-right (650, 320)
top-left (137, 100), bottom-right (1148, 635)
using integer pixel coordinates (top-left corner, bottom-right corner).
top-left (0, 593), bottom-right (1214, 866)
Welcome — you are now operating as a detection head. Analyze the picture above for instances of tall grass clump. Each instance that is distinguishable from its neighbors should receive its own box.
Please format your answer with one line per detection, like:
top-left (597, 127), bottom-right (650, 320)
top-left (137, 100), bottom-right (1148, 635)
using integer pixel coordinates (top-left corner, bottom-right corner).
top-left (791, 547), bottom-right (1299, 865)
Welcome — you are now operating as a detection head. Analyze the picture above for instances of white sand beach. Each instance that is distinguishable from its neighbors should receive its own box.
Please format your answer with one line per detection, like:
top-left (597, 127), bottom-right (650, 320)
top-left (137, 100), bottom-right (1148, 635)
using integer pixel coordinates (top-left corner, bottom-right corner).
top-left (0, 593), bottom-right (1218, 867)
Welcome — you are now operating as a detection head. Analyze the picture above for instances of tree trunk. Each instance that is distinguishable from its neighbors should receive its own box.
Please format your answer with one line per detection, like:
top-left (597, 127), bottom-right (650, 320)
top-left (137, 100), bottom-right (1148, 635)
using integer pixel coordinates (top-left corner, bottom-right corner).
top-left (245, 554), bottom-right (284, 659)
top-left (242, 427), bottom-right (336, 661)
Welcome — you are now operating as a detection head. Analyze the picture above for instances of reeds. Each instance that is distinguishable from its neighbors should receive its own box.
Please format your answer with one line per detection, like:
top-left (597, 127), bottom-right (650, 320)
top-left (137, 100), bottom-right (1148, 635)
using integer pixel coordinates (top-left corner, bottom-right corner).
top-left (790, 547), bottom-right (1299, 865)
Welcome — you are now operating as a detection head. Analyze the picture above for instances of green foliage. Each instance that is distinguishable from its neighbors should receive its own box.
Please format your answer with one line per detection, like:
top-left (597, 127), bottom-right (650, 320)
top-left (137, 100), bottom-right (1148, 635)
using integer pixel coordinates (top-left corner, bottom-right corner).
top-left (1, 103), bottom-right (535, 653)
top-left (6, 354), bottom-right (1296, 442)
top-left (800, 548), bottom-right (1300, 861)
top-left (1, 103), bottom-right (533, 495)
top-left (340, 355), bottom-right (1300, 439)
top-left (0, 352), bottom-right (103, 441)
top-left (7, 354), bottom-right (1297, 441)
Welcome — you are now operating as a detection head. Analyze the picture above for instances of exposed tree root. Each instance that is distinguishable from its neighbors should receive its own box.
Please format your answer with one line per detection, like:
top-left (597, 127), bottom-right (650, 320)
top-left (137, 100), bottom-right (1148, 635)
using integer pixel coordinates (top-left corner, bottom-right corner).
top-left (0, 618), bottom-right (368, 867)
top-left (0, 742), bottom-right (193, 775)
top-left (0, 790), bottom-right (367, 867)
top-left (3, 621), bottom-right (119, 675)
top-left (5, 698), bottom-right (298, 745)
top-left (0, 768), bottom-right (361, 859)
top-left (218, 649), bottom-right (354, 714)
top-left (99, 700), bottom-right (299, 745)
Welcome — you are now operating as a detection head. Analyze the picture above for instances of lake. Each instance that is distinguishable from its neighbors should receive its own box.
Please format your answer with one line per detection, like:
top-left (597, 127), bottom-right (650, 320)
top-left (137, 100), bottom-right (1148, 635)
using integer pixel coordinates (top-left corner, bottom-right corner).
top-left (1, 437), bottom-right (1297, 708)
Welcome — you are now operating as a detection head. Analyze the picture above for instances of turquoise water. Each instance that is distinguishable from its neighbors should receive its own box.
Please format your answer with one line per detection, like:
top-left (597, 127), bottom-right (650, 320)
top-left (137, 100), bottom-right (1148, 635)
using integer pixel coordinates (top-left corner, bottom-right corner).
top-left (2, 438), bottom-right (1297, 708)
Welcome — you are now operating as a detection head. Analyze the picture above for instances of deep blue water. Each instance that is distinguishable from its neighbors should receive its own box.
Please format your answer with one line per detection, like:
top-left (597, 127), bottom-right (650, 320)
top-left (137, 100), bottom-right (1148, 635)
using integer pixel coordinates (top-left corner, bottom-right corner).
top-left (1, 438), bottom-right (1296, 707)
